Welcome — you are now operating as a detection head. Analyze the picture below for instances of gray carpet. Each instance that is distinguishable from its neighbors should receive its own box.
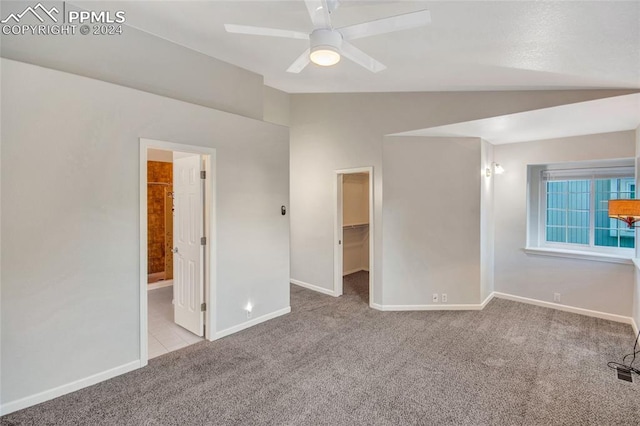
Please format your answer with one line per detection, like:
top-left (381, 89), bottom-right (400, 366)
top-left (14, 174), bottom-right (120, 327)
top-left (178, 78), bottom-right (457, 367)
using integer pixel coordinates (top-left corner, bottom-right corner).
top-left (3, 271), bottom-right (639, 425)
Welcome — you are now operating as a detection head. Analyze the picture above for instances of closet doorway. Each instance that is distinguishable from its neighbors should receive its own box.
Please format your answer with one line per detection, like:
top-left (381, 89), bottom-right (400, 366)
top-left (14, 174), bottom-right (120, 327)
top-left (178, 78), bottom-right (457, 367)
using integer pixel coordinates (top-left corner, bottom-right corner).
top-left (334, 167), bottom-right (374, 306)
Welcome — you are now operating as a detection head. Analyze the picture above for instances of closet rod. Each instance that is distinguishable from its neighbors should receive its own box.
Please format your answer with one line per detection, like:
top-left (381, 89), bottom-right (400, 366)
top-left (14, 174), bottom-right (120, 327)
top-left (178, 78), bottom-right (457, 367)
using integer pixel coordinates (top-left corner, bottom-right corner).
top-left (148, 182), bottom-right (171, 186)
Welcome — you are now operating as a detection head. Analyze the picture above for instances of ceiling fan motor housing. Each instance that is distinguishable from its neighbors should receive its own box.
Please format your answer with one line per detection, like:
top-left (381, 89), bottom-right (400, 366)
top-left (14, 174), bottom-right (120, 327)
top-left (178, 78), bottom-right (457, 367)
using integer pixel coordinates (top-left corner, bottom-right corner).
top-left (310, 28), bottom-right (343, 54)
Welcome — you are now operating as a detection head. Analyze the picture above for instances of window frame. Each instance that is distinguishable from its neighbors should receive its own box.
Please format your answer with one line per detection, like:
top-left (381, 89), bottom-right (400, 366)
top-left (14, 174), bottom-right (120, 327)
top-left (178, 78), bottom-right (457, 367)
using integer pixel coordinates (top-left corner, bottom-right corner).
top-left (609, 179), bottom-right (635, 239)
top-left (526, 159), bottom-right (636, 263)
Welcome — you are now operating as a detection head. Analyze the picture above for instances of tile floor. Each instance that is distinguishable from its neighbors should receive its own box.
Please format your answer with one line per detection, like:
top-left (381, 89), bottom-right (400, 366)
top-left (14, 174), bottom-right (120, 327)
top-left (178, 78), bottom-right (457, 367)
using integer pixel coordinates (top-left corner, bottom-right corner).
top-left (148, 286), bottom-right (203, 359)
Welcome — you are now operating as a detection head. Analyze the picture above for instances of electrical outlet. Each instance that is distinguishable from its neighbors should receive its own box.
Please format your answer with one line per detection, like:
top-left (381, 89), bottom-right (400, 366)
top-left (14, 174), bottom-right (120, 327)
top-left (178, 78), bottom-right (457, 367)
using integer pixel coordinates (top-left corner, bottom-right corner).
top-left (247, 310), bottom-right (252, 319)
top-left (553, 293), bottom-right (561, 303)
top-left (442, 293), bottom-right (448, 303)
top-left (432, 293), bottom-right (439, 303)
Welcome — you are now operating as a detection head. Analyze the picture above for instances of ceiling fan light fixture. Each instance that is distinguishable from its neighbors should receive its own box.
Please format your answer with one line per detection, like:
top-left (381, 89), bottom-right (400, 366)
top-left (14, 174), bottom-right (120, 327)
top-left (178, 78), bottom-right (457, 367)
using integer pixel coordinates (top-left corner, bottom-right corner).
top-left (225, 4), bottom-right (431, 74)
top-left (309, 29), bottom-right (342, 67)
top-left (310, 46), bottom-right (341, 66)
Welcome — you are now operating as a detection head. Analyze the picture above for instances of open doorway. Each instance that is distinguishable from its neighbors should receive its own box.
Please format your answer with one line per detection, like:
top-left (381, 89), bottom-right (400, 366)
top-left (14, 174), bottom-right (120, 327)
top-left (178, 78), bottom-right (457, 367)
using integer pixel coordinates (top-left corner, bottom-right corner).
top-left (147, 149), bottom-right (174, 290)
top-left (140, 139), bottom-right (216, 364)
top-left (334, 167), bottom-right (374, 306)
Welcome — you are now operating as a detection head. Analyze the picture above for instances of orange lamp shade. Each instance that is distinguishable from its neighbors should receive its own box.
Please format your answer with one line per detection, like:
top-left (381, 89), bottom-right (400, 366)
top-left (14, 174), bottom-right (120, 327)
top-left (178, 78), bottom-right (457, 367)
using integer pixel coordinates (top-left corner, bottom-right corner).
top-left (608, 199), bottom-right (640, 228)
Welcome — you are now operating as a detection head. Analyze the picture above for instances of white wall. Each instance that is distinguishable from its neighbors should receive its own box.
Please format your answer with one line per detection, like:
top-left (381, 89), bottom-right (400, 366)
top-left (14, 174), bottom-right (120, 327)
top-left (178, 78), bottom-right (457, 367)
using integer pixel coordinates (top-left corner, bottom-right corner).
top-left (290, 90), bottom-right (634, 305)
top-left (382, 136), bottom-right (482, 305)
top-left (635, 126), bottom-right (640, 330)
top-left (263, 86), bottom-right (290, 127)
top-left (0, 7), bottom-right (264, 120)
top-left (0, 59), bottom-right (290, 407)
top-left (0, 55), bottom-right (3, 409)
top-left (480, 140), bottom-right (495, 302)
top-left (494, 131), bottom-right (636, 316)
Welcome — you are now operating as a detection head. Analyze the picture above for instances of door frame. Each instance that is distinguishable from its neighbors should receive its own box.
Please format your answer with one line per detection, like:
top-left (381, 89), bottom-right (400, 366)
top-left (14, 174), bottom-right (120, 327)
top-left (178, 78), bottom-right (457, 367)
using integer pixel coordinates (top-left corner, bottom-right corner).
top-left (139, 138), bottom-right (216, 366)
top-left (334, 166), bottom-right (374, 307)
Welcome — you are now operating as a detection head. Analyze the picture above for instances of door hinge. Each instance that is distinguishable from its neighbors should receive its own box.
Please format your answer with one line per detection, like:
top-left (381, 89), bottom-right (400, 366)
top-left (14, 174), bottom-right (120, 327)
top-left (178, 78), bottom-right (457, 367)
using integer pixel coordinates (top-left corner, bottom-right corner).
top-left (200, 170), bottom-right (206, 179)
top-left (201, 236), bottom-right (207, 245)
top-left (201, 302), bottom-right (206, 312)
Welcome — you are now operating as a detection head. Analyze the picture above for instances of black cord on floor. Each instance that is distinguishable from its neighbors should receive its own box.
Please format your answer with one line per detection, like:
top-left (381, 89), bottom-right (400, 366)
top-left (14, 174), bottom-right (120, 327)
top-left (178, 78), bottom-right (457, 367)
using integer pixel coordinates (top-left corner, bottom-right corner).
top-left (608, 329), bottom-right (640, 376)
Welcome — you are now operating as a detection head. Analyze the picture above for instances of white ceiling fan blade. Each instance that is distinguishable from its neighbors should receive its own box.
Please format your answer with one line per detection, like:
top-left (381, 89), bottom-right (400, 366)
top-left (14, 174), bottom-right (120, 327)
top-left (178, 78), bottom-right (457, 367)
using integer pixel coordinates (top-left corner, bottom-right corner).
top-left (225, 24), bottom-right (309, 40)
top-left (287, 48), bottom-right (312, 73)
top-left (341, 41), bottom-right (386, 73)
top-left (339, 9), bottom-right (431, 40)
top-left (304, 0), bottom-right (331, 28)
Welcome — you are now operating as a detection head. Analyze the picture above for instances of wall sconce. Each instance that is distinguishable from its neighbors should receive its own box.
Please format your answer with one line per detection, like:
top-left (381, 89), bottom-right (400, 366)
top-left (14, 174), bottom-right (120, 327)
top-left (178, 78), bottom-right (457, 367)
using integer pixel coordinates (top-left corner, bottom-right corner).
top-left (608, 199), bottom-right (640, 228)
top-left (485, 162), bottom-right (505, 177)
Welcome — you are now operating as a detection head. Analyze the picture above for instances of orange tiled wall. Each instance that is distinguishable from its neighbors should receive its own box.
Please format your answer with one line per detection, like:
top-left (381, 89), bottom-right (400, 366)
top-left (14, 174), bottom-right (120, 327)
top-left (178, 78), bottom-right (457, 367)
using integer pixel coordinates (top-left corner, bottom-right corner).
top-left (147, 161), bottom-right (173, 275)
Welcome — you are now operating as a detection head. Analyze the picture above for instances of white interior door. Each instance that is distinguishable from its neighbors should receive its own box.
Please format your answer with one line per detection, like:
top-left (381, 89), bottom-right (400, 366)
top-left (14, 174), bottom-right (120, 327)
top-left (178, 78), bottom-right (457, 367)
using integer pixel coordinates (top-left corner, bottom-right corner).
top-left (173, 152), bottom-right (204, 336)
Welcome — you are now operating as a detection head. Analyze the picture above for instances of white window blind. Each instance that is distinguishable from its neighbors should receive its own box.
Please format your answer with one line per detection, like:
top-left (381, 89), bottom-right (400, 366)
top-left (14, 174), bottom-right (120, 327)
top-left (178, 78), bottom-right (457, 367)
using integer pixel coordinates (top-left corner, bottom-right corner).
top-left (542, 166), bottom-right (634, 181)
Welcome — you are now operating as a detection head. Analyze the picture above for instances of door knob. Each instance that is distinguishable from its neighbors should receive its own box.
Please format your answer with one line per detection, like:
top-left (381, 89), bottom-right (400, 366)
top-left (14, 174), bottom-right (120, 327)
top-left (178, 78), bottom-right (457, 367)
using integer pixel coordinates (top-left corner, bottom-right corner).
top-left (172, 247), bottom-right (179, 254)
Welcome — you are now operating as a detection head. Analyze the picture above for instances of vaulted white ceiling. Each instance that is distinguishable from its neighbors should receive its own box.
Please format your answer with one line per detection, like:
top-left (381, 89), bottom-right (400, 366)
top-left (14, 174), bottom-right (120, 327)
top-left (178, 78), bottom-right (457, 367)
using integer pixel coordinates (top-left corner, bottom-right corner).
top-left (85, 1), bottom-right (639, 93)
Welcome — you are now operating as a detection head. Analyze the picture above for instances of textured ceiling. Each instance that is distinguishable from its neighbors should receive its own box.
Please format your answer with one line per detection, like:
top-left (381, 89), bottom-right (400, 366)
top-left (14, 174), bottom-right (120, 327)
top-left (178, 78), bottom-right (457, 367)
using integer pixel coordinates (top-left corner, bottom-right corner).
top-left (82, 1), bottom-right (640, 93)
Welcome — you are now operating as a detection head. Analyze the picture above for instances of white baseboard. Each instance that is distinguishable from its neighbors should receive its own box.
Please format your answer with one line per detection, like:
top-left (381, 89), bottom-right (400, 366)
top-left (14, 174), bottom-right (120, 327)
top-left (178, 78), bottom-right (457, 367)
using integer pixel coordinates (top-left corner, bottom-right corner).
top-left (493, 292), bottom-right (634, 325)
top-left (1, 360), bottom-right (141, 416)
top-left (214, 307), bottom-right (291, 340)
top-left (371, 293), bottom-right (493, 312)
top-left (6, 291), bottom-right (628, 416)
top-left (370, 291), bottom-right (635, 329)
top-left (632, 318), bottom-right (639, 337)
top-left (290, 279), bottom-right (337, 297)
top-left (480, 292), bottom-right (495, 309)
top-left (371, 302), bottom-right (486, 311)
top-left (147, 280), bottom-right (173, 290)
top-left (370, 302), bottom-right (384, 311)
top-left (1, 307), bottom-right (293, 415)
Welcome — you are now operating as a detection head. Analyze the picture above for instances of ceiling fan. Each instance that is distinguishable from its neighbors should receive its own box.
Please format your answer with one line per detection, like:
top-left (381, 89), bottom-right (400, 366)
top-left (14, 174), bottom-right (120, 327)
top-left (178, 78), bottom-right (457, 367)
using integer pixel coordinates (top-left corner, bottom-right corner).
top-left (224, 0), bottom-right (431, 73)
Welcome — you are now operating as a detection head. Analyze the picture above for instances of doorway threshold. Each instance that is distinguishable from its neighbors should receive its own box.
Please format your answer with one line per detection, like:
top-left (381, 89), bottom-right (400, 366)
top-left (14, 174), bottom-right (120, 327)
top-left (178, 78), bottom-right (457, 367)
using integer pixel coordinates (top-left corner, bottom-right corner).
top-left (148, 280), bottom-right (173, 291)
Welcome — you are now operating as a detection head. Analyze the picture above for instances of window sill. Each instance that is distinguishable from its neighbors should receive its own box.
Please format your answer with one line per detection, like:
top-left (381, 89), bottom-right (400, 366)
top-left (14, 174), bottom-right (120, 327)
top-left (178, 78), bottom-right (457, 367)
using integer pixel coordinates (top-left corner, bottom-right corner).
top-left (523, 247), bottom-right (634, 265)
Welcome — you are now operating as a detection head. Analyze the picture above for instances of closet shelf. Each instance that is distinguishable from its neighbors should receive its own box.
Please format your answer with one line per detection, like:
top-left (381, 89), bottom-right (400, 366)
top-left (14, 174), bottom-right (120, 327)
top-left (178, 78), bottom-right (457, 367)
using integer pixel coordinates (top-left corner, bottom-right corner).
top-left (343, 222), bottom-right (369, 229)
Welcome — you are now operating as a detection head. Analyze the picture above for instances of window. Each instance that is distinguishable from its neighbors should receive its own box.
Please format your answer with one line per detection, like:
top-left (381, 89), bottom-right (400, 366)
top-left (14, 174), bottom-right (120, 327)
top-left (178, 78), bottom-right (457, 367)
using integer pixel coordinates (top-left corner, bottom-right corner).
top-left (527, 161), bottom-right (636, 261)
